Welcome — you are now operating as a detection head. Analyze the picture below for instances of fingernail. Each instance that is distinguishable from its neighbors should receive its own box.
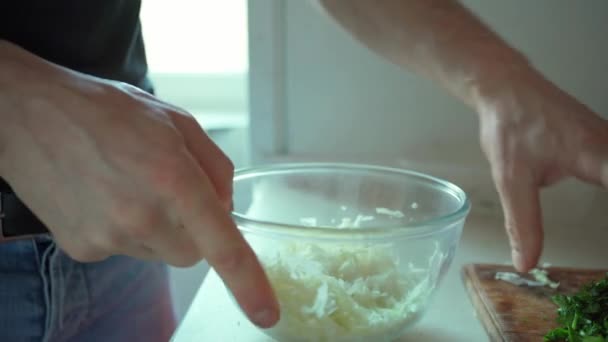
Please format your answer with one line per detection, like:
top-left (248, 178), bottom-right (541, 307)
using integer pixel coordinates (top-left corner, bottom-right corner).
top-left (512, 249), bottom-right (526, 272)
top-left (251, 308), bottom-right (279, 328)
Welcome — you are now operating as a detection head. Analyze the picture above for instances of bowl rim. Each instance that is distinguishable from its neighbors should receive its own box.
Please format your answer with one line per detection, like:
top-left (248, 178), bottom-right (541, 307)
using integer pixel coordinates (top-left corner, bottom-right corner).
top-left (231, 163), bottom-right (471, 240)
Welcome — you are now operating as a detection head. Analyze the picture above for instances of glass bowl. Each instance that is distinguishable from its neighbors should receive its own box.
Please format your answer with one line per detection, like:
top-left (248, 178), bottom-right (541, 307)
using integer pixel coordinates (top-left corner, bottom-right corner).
top-left (231, 163), bottom-right (471, 342)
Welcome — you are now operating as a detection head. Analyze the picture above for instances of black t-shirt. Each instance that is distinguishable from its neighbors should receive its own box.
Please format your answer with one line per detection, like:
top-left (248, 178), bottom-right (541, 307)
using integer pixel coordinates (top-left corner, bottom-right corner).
top-left (0, 0), bottom-right (150, 192)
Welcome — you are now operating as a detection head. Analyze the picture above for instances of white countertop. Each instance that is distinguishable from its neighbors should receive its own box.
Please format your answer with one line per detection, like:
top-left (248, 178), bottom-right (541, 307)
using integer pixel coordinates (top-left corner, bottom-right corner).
top-left (171, 197), bottom-right (608, 342)
top-left (170, 159), bottom-right (608, 341)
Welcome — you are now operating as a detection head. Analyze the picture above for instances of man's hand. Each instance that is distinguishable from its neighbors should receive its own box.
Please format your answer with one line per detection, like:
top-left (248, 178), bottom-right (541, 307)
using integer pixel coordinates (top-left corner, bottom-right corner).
top-left (319, 0), bottom-right (607, 272)
top-left (0, 41), bottom-right (279, 328)
top-left (475, 69), bottom-right (608, 271)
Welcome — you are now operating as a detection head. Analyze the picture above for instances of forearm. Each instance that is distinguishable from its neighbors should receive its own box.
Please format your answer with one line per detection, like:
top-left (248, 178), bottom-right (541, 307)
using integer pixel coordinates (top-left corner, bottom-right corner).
top-left (0, 40), bottom-right (44, 178)
top-left (318, 0), bottom-right (533, 109)
top-left (0, 40), bottom-right (31, 177)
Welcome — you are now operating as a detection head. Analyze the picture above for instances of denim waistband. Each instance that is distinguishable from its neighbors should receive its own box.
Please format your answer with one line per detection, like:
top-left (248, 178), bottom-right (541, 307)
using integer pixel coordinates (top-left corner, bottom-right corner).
top-left (0, 236), bottom-right (175, 341)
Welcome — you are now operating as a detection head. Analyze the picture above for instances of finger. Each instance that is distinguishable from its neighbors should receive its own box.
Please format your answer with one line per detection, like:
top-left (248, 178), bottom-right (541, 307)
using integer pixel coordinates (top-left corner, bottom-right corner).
top-left (141, 224), bottom-right (201, 267)
top-left (172, 155), bottom-right (279, 328)
top-left (167, 111), bottom-right (234, 210)
top-left (492, 167), bottom-right (543, 272)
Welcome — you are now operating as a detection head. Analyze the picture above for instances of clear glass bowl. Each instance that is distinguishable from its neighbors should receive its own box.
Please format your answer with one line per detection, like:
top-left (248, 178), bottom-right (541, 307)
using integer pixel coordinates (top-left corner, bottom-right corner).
top-left (231, 163), bottom-right (471, 342)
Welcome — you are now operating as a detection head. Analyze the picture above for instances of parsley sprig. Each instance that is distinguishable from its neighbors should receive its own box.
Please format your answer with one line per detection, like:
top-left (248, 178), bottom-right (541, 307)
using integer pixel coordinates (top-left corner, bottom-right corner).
top-left (545, 274), bottom-right (608, 342)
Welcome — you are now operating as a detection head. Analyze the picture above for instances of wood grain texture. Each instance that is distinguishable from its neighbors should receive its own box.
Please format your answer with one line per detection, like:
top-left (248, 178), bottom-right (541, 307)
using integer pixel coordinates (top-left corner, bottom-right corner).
top-left (461, 264), bottom-right (607, 342)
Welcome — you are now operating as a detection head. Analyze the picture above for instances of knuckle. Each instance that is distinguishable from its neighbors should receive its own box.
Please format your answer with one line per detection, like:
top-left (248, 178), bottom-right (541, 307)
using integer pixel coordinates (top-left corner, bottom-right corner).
top-left (103, 82), bottom-right (140, 107)
top-left (170, 250), bottom-right (201, 268)
top-left (113, 81), bottom-right (151, 99)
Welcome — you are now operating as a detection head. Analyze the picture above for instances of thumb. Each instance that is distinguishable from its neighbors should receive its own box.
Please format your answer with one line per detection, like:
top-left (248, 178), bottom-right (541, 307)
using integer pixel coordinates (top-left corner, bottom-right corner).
top-left (492, 167), bottom-right (543, 272)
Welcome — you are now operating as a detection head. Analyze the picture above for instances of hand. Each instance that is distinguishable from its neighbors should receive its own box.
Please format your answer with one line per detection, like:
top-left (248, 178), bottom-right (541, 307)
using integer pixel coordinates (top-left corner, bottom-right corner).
top-left (475, 68), bottom-right (608, 272)
top-left (0, 41), bottom-right (279, 328)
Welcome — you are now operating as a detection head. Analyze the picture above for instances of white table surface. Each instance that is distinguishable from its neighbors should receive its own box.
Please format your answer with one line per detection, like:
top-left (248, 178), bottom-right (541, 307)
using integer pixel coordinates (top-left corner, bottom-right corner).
top-left (171, 194), bottom-right (608, 342)
top-left (171, 159), bottom-right (608, 342)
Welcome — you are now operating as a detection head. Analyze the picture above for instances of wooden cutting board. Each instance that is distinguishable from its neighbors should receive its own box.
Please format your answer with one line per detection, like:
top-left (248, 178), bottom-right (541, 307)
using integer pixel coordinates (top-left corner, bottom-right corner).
top-left (461, 263), bottom-right (607, 342)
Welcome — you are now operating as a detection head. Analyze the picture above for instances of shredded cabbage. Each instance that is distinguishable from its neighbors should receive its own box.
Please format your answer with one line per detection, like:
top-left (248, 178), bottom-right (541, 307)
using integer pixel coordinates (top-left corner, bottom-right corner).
top-left (495, 268), bottom-right (560, 289)
top-left (261, 243), bottom-right (431, 342)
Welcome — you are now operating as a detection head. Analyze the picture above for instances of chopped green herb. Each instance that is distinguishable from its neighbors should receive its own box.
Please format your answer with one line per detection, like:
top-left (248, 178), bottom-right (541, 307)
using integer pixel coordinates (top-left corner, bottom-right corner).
top-left (544, 274), bottom-right (608, 342)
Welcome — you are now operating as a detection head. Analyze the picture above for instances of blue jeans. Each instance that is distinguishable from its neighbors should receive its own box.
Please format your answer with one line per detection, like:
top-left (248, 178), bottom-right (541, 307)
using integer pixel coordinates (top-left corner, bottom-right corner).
top-left (0, 235), bottom-right (176, 342)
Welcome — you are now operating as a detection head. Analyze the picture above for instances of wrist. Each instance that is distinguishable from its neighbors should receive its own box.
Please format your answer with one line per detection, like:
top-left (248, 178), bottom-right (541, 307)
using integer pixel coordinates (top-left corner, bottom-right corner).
top-left (466, 53), bottom-right (538, 119)
top-left (428, 31), bottom-right (534, 113)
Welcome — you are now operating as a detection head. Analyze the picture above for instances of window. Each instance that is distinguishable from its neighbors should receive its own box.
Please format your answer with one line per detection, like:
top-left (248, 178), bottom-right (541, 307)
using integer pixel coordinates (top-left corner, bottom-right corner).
top-left (140, 0), bottom-right (248, 130)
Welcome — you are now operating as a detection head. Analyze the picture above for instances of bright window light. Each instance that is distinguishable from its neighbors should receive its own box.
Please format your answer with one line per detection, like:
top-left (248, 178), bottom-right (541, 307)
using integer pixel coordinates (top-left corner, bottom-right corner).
top-left (140, 0), bottom-right (248, 74)
top-left (139, 0), bottom-right (249, 127)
